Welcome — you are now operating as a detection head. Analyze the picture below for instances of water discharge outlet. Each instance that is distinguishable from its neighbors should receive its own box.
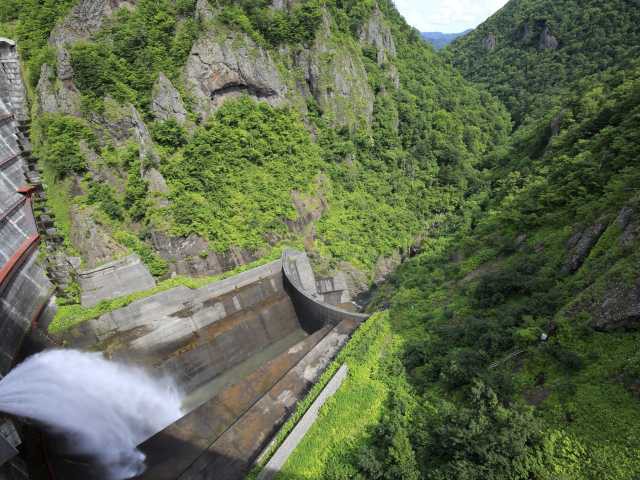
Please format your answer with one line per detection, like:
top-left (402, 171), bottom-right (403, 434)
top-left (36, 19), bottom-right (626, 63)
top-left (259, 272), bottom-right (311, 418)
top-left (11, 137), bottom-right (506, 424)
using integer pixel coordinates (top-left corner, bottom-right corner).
top-left (0, 350), bottom-right (183, 479)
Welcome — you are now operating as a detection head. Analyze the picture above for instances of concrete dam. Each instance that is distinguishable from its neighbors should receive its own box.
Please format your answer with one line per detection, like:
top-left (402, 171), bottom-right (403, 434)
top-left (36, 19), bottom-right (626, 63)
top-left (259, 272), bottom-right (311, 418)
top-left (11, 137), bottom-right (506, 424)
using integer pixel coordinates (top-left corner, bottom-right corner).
top-left (56, 251), bottom-right (367, 480)
top-left (0, 37), bottom-right (369, 479)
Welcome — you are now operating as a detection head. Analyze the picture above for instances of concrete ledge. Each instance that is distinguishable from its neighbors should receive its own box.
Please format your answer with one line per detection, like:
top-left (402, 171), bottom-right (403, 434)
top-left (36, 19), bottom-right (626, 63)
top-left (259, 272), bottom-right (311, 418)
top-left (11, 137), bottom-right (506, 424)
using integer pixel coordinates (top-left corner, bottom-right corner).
top-left (257, 364), bottom-right (348, 480)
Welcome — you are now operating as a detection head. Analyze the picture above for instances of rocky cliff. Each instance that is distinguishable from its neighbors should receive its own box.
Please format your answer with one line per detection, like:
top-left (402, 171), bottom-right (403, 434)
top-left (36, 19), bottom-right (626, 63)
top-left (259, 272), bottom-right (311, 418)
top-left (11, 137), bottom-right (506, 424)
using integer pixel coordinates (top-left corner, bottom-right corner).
top-left (9, 0), bottom-right (508, 317)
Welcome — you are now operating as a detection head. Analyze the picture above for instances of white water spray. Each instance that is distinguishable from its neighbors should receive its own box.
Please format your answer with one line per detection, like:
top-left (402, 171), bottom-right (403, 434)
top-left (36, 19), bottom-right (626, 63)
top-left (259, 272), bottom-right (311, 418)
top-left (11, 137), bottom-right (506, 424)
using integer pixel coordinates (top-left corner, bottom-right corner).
top-left (0, 349), bottom-right (183, 479)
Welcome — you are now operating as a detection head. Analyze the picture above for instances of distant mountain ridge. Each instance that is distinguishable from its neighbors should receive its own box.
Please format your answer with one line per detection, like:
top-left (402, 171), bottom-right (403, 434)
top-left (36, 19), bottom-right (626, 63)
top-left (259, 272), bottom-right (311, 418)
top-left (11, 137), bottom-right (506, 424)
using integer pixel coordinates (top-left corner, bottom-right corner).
top-left (421, 29), bottom-right (472, 49)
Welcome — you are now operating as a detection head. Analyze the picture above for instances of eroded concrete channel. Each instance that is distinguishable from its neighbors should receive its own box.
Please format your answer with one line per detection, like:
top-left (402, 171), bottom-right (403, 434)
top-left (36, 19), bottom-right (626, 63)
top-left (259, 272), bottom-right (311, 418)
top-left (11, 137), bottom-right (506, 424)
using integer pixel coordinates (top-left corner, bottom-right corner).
top-left (57, 249), bottom-right (368, 479)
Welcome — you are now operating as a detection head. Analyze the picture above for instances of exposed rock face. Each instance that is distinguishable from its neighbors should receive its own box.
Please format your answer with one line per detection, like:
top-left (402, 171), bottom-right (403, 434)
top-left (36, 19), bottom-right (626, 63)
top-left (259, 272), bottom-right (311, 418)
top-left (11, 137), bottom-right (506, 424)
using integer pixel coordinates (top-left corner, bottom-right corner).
top-left (150, 232), bottom-right (260, 277)
top-left (590, 277), bottom-right (640, 331)
top-left (270, 0), bottom-right (300, 11)
top-left (549, 110), bottom-right (564, 136)
top-left (130, 104), bottom-right (159, 166)
top-left (286, 178), bottom-right (328, 235)
top-left (359, 6), bottom-right (396, 65)
top-left (151, 72), bottom-right (188, 124)
top-left (617, 206), bottom-right (638, 247)
top-left (41, 0), bottom-right (135, 116)
top-left (50, 0), bottom-right (135, 79)
top-left (373, 250), bottom-right (402, 285)
top-left (185, 30), bottom-right (287, 119)
top-left (358, 6), bottom-right (399, 87)
top-left (337, 261), bottom-right (369, 299)
top-left (129, 105), bottom-right (169, 199)
top-left (562, 222), bottom-right (607, 274)
top-left (539, 25), bottom-right (559, 50)
top-left (295, 11), bottom-right (374, 128)
top-left (483, 33), bottom-right (497, 50)
top-left (71, 206), bottom-right (128, 268)
top-left (36, 64), bottom-right (82, 116)
top-left (88, 96), bottom-right (137, 143)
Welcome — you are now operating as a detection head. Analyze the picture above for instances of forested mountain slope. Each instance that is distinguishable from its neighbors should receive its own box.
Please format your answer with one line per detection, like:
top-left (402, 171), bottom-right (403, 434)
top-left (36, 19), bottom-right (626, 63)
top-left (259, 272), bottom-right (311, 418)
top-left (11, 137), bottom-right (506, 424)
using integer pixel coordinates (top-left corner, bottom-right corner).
top-left (264, 1), bottom-right (640, 479)
top-left (0, 0), bottom-right (508, 319)
top-left (448, 0), bottom-right (640, 124)
top-left (421, 30), bottom-right (470, 50)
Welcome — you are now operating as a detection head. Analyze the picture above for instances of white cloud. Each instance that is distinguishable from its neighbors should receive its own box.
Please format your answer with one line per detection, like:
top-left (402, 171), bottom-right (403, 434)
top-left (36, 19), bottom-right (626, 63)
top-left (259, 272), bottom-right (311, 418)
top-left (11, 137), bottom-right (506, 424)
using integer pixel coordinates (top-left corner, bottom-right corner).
top-left (393, 0), bottom-right (509, 33)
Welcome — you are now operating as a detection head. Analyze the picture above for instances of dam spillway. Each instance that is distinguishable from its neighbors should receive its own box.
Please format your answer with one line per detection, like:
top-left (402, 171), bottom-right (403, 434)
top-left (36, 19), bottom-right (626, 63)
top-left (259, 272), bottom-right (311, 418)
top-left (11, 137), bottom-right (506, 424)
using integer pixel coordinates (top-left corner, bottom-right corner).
top-left (54, 250), bottom-right (368, 480)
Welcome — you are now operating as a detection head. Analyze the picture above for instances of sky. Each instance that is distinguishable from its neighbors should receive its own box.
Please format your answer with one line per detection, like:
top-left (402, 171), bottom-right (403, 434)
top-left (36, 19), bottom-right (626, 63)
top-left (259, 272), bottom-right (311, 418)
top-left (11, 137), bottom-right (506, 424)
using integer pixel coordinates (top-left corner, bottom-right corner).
top-left (394, 0), bottom-right (509, 33)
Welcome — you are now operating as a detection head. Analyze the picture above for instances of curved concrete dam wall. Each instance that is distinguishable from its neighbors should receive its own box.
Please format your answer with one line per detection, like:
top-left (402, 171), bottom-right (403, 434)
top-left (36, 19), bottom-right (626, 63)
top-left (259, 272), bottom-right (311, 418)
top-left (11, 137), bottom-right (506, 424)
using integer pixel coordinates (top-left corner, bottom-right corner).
top-left (56, 250), bottom-right (367, 480)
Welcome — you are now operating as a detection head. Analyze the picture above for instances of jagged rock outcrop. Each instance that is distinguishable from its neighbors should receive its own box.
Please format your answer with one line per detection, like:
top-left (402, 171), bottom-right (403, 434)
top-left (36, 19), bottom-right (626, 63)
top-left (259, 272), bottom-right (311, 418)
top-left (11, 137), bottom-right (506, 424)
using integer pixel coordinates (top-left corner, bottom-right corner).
top-left (617, 206), bottom-right (638, 247)
top-left (150, 232), bottom-right (260, 277)
top-left (35, 64), bottom-right (82, 117)
top-left (294, 11), bottom-right (374, 128)
top-left (539, 25), bottom-right (559, 50)
top-left (50, 0), bottom-right (135, 47)
top-left (130, 105), bottom-right (169, 198)
top-left (195, 0), bottom-right (216, 22)
top-left (359, 6), bottom-right (396, 65)
top-left (562, 222), bottom-right (607, 274)
top-left (151, 72), bottom-right (188, 124)
top-left (43, 0), bottom-right (136, 116)
top-left (185, 29), bottom-right (287, 119)
top-left (483, 33), bottom-right (497, 50)
top-left (549, 110), bottom-right (564, 136)
top-left (590, 277), bottom-right (640, 331)
top-left (71, 206), bottom-right (128, 268)
top-left (358, 5), bottom-right (399, 87)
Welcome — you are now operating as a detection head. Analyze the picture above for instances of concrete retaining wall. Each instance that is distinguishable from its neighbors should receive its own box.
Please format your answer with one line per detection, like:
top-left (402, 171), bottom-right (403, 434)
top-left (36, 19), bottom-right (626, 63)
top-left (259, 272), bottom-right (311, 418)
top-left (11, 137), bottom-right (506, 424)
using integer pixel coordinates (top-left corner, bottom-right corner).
top-left (283, 249), bottom-right (369, 332)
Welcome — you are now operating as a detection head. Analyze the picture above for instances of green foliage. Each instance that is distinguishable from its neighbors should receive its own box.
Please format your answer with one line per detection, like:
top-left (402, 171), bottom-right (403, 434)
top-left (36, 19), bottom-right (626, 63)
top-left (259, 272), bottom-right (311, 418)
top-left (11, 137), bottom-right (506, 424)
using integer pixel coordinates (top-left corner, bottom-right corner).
top-left (33, 114), bottom-right (96, 179)
top-left (418, 381), bottom-right (544, 480)
top-left (87, 182), bottom-right (124, 221)
top-left (449, 0), bottom-right (640, 125)
top-left (164, 97), bottom-right (324, 251)
top-left (113, 231), bottom-right (168, 276)
top-left (2, 0), bottom-right (77, 87)
top-left (149, 120), bottom-right (188, 150)
top-left (124, 159), bottom-right (150, 222)
top-left (216, 0), bottom-right (323, 46)
top-left (70, 0), bottom-right (199, 113)
top-left (253, 312), bottom-right (396, 479)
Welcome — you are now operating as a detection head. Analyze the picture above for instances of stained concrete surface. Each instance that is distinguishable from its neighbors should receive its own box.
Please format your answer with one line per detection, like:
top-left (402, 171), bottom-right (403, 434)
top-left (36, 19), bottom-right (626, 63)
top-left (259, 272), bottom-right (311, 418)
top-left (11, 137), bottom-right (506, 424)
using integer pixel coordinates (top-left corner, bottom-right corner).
top-left (257, 364), bottom-right (348, 480)
top-left (51, 251), bottom-right (367, 480)
top-left (78, 254), bottom-right (156, 307)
